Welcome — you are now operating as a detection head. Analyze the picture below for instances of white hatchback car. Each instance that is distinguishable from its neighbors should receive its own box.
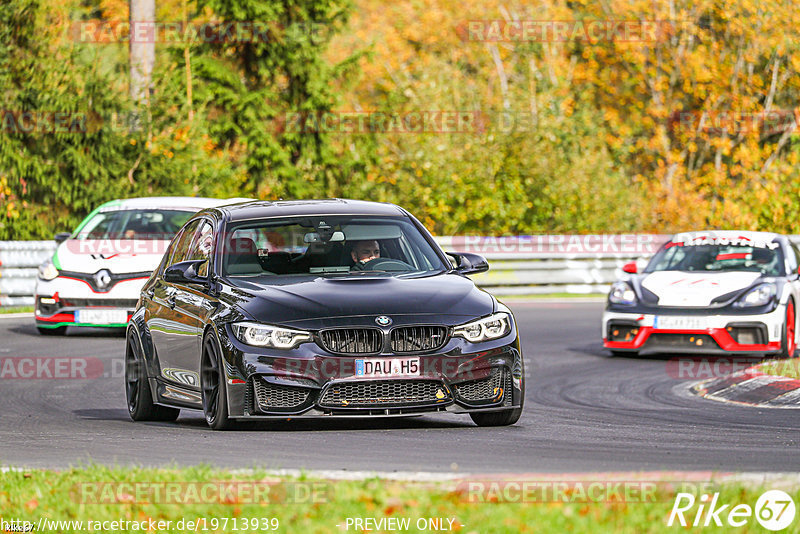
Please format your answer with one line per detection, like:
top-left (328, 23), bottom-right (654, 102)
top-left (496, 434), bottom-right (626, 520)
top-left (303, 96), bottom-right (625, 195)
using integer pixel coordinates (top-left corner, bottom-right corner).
top-left (35, 197), bottom-right (246, 335)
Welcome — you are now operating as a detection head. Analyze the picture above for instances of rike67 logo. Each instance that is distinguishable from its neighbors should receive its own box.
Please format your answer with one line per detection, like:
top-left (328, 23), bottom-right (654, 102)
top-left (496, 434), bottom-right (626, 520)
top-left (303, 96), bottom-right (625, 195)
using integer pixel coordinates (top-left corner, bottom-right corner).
top-left (668, 490), bottom-right (796, 531)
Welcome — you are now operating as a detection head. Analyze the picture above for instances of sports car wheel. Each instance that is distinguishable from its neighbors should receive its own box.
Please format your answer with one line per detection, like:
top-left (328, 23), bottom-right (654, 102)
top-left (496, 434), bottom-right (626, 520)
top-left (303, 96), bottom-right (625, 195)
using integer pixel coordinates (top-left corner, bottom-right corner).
top-left (201, 332), bottom-right (234, 430)
top-left (37, 326), bottom-right (67, 336)
top-left (125, 330), bottom-right (180, 422)
top-left (470, 408), bottom-right (522, 427)
top-left (780, 299), bottom-right (797, 358)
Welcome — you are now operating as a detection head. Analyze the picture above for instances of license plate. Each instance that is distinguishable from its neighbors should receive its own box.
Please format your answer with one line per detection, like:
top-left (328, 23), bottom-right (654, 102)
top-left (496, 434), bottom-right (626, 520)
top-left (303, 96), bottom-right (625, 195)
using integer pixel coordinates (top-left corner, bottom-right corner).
top-left (355, 357), bottom-right (420, 378)
top-left (653, 316), bottom-right (707, 330)
top-left (74, 309), bottom-right (128, 325)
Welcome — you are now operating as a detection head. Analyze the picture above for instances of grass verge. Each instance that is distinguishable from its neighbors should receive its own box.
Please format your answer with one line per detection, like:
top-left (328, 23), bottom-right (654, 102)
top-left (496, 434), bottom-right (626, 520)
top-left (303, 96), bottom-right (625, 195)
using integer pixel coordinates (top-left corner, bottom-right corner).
top-left (0, 306), bottom-right (34, 314)
top-left (758, 359), bottom-right (800, 380)
top-left (0, 466), bottom-right (797, 533)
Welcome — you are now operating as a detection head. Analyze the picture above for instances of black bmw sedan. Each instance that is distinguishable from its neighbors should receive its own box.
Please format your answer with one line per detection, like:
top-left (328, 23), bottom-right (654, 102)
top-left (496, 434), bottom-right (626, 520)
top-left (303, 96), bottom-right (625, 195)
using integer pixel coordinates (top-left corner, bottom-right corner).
top-left (125, 199), bottom-right (524, 429)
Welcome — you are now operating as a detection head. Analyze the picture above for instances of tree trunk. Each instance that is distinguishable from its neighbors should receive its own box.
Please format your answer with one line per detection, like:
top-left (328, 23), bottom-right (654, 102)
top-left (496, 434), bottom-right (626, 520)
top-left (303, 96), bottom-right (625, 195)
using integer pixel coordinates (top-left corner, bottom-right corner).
top-left (129, 0), bottom-right (155, 105)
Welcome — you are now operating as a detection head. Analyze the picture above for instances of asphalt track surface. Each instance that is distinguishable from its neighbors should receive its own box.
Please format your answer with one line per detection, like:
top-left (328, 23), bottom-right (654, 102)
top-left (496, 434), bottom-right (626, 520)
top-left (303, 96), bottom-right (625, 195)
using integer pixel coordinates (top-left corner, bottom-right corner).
top-left (1, 301), bottom-right (799, 473)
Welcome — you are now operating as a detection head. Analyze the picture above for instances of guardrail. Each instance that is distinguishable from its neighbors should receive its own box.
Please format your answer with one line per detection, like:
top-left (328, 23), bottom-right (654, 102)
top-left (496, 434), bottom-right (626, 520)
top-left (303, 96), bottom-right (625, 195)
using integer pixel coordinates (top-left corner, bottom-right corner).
top-left (8, 234), bottom-right (795, 305)
top-left (0, 235), bottom-right (671, 307)
top-left (0, 241), bottom-right (55, 307)
top-left (438, 235), bottom-right (667, 296)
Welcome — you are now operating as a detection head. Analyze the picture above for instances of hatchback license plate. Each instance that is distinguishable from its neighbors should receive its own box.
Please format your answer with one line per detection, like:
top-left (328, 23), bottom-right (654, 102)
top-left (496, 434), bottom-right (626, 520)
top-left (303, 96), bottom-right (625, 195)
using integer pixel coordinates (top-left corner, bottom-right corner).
top-left (355, 357), bottom-right (420, 378)
top-left (74, 309), bottom-right (128, 325)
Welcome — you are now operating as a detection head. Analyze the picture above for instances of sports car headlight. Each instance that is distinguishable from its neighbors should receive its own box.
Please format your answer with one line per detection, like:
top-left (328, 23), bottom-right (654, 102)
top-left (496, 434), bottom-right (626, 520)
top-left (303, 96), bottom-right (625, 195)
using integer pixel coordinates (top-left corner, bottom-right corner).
top-left (37, 260), bottom-right (59, 281)
top-left (733, 283), bottom-right (776, 308)
top-left (608, 282), bottom-right (637, 305)
top-left (231, 322), bottom-right (311, 349)
top-left (453, 313), bottom-right (512, 343)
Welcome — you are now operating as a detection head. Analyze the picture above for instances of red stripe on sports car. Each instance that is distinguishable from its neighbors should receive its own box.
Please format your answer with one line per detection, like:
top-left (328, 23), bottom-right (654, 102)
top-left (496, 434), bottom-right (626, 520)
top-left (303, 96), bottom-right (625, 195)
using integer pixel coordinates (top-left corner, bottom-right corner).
top-left (716, 253), bottom-right (749, 260)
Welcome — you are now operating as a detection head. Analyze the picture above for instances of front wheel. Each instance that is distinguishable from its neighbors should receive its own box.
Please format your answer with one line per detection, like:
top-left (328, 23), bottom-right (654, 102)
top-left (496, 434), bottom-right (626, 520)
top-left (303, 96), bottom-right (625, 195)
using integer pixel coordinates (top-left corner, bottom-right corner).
top-left (125, 330), bottom-right (180, 422)
top-left (470, 408), bottom-right (522, 427)
top-left (201, 332), bottom-right (235, 430)
top-left (780, 299), bottom-right (797, 359)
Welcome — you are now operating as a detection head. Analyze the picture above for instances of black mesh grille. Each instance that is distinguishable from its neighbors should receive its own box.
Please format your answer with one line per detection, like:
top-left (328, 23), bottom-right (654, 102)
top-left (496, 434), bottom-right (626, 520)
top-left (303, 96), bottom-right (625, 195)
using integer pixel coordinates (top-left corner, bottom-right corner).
top-left (455, 368), bottom-right (505, 402)
top-left (253, 379), bottom-right (310, 409)
top-left (503, 368), bottom-right (513, 407)
top-left (319, 380), bottom-right (450, 408)
top-left (319, 328), bottom-right (383, 354)
top-left (648, 333), bottom-right (717, 348)
top-left (390, 326), bottom-right (448, 353)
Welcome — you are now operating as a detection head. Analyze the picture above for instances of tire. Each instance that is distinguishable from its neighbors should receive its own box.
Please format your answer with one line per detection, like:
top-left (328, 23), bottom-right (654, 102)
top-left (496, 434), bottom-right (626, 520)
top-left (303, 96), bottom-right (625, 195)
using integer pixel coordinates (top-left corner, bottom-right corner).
top-left (37, 326), bottom-right (67, 336)
top-left (125, 330), bottom-right (180, 422)
top-left (780, 299), bottom-right (797, 359)
top-left (470, 408), bottom-right (522, 427)
top-left (201, 332), bottom-right (235, 430)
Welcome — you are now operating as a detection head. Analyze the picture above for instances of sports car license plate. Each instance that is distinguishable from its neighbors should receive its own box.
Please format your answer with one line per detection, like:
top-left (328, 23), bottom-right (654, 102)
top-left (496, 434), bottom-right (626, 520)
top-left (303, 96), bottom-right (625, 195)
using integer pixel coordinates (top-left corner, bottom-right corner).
top-left (355, 357), bottom-right (420, 378)
top-left (74, 309), bottom-right (128, 325)
top-left (653, 316), bottom-right (708, 330)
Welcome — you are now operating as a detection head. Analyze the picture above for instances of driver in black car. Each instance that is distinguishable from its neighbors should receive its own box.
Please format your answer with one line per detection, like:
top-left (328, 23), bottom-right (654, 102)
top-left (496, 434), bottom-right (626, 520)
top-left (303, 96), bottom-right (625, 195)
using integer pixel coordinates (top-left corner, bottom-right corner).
top-left (350, 240), bottom-right (380, 270)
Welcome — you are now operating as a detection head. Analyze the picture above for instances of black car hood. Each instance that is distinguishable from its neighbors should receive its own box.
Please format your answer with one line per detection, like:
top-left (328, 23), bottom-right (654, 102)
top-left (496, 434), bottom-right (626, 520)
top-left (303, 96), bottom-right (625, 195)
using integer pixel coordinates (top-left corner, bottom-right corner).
top-left (220, 273), bottom-right (494, 326)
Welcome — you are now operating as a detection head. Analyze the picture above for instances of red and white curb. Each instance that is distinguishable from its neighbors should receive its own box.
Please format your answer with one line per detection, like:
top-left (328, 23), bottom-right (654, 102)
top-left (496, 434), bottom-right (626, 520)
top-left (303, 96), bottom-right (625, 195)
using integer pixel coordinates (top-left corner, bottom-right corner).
top-left (692, 366), bottom-right (800, 408)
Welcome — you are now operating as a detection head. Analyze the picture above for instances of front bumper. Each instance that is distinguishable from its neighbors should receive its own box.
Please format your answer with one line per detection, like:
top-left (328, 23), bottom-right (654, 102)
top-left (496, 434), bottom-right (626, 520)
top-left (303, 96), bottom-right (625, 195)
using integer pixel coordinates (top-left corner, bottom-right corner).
top-left (35, 275), bottom-right (145, 328)
top-left (213, 325), bottom-right (524, 419)
top-left (602, 306), bottom-right (785, 354)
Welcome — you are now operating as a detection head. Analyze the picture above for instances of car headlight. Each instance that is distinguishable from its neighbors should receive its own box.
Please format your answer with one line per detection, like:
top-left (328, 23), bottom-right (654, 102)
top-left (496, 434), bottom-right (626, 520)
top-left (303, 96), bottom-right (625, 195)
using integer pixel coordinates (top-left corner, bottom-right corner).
top-left (733, 283), bottom-right (776, 308)
top-left (37, 260), bottom-right (59, 281)
top-left (453, 312), bottom-right (512, 343)
top-left (231, 322), bottom-right (311, 349)
top-left (609, 281), bottom-right (637, 305)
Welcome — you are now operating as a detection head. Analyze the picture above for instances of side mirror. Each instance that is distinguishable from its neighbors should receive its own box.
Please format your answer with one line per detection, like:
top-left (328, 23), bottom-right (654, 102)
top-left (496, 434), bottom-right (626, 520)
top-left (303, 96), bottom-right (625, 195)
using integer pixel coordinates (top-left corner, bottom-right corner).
top-left (447, 252), bottom-right (489, 275)
top-left (54, 232), bottom-right (71, 244)
top-left (622, 261), bottom-right (638, 274)
top-left (164, 260), bottom-right (208, 285)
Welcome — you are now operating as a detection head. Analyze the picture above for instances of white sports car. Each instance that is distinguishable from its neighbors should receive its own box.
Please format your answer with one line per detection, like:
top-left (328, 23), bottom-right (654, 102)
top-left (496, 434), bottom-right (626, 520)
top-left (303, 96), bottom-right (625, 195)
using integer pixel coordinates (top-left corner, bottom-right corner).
top-left (34, 197), bottom-right (245, 335)
top-left (603, 231), bottom-right (800, 357)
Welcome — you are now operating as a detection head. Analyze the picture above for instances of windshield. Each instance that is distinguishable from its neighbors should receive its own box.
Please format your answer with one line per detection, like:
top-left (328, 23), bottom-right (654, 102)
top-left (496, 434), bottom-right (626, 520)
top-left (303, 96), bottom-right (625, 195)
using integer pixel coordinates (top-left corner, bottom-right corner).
top-left (74, 209), bottom-right (196, 240)
top-left (221, 216), bottom-right (447, 277)
top-left (645, 242), bottom-right (785, 276)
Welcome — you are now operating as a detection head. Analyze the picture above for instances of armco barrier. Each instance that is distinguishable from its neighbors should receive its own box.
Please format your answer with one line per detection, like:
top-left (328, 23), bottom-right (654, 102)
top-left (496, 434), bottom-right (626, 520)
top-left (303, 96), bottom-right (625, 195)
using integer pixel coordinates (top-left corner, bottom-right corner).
top-left (6, 234), bottom-right (787, 305)
top-left (0, 241), bottom-right (55, 307)
top-left (438, 235), bottom-right (669, 295)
